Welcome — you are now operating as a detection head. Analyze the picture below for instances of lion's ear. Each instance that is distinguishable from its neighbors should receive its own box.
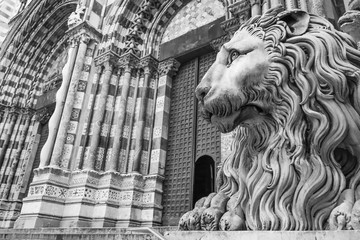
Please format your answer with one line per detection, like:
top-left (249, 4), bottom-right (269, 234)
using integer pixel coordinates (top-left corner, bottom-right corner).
top-left (278, 10), bottom-right (310, 37)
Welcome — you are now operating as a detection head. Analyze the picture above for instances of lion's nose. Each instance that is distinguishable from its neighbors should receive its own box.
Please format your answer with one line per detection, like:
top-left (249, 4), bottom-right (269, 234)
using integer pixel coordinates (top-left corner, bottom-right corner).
top-left (195, 82), bottom-right (211, 102)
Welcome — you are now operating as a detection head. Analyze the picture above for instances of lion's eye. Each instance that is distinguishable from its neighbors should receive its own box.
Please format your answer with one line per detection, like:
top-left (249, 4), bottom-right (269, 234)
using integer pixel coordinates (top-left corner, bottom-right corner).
top-left (227, 50), bottom-right (241, 67)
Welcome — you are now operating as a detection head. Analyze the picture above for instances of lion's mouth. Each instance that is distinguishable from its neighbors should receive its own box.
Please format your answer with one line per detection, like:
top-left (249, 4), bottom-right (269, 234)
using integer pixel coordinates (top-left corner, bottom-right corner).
top-left (201, 104), bottom-right (266, 133)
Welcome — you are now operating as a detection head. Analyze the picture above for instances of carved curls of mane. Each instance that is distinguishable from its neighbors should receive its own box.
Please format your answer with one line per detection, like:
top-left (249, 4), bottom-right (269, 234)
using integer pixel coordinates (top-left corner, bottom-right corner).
top-left (217, 8), bottom-right (360, 230)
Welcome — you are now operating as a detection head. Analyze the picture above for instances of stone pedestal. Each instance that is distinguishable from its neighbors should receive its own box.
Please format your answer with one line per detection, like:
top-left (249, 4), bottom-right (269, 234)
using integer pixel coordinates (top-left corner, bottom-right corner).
top-left (165, 231), bottom-right (360, 240)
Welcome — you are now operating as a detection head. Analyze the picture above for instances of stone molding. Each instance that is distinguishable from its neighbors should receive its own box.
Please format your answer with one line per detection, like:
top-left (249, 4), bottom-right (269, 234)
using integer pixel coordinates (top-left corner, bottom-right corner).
top-left (0, 104), bottom-right (54, 123)
top-left (95, 51), bottom-right (161, 76)
top-left (210, 35), bottom-right (231, 52)
top-left (0, 105), bottom-right (34, 116)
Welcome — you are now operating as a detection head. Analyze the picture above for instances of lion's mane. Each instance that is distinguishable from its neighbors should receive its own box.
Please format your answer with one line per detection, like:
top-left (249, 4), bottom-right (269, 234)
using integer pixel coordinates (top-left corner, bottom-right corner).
top-left (217, 8), bottom-right (360, 230)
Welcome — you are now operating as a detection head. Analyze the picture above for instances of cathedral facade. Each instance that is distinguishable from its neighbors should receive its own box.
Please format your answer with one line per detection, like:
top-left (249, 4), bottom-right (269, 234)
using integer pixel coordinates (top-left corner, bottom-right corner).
top-left (0, 0), bottom-right (357, 229)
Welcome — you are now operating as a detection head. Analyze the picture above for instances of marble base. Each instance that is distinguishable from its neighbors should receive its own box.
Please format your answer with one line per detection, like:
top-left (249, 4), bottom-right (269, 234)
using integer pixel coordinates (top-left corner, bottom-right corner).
top-left (164, 231), bottom-right (360, 240)
top-left (0, 227), bottom-right (175, 240)
top-left (14, 167), bottom-right (164, 228)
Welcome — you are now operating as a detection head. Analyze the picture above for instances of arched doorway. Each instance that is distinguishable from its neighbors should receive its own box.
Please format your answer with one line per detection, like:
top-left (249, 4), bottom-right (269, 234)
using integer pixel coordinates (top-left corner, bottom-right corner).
top-left (193, 155), bottom-right (215, 207)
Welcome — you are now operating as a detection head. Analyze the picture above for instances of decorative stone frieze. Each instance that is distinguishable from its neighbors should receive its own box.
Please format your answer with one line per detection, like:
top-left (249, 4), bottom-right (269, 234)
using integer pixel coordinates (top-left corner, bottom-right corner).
top-left (16, 167), bottom-right (165, 228)
top-left (221, 0), bottom-right (250, 35)
top-left (228, 0), bottom-right (250, 18)
top-left (210, 35), bottom-right (231, 52)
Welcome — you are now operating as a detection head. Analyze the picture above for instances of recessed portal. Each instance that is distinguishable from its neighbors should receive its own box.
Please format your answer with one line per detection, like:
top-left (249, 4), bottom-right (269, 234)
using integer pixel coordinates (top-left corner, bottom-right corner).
top-left (193, 155), bottom-right (215, 207)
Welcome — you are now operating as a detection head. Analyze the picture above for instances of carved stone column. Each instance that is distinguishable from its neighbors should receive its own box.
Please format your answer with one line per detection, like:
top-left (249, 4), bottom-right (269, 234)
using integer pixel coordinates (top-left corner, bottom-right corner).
top-left (262, 0), bottom-right (270, 13)
top-left (106, 52), bottom-right (139, 172)
top-left (132, 56), bottom-right (158, 173)
top-left (296, 0), bottom-right (308, 12)
top-left (149, 58), bottom-right (180, 176)
top-left (15, 20), bottom-right (102, 229)
top-left (74, 66), bottom-right (102, 169)
top-left (0, 106), bottom-right (44, 228)
top-left (49, 33), bottom-right (90, 168)
top-left (1, 114), bottom-right (31, 200)
top-left (307, 0), bottom-right (325, 17)
top-left (39, 37), bottom-right (79, 168)
top-left (285, 0), bottom-right (297, 10)
top-left (250, 0), bottom-right (261, 16)
top-left (0, 112), bottom-right (18, 167)
top-left (84, 62), bottom-right (113, 170)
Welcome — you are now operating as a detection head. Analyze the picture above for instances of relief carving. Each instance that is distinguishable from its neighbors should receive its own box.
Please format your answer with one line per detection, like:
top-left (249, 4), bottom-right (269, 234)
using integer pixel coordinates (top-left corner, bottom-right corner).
top-left (180, 6), bottom-right (360, 231)
top-left (43, 46), bottom-right (68, 93)
top-left (67, 2), bottom-right (86, 29)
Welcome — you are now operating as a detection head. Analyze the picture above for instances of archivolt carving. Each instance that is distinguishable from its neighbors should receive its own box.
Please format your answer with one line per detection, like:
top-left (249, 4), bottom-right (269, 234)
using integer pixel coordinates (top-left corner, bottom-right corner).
top-left (180, 6), bottom-right (360, 231)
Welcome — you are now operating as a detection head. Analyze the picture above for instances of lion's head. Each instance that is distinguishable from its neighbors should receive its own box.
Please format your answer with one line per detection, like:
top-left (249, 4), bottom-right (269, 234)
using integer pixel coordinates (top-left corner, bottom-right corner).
top-left (193, 7), bottom-right (360, 230)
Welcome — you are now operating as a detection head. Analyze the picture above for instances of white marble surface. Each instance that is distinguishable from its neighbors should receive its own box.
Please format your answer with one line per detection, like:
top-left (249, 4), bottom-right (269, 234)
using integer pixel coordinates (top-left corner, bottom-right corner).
top-left (165, 231), bottom-right (360, 240)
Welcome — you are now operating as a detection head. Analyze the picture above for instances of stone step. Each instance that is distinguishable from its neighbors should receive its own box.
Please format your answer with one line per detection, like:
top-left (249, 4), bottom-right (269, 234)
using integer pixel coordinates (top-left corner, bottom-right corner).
top-left (3, 228), bottom-right (359, 240)
top-left (0, 227), bottom-right (175, 240)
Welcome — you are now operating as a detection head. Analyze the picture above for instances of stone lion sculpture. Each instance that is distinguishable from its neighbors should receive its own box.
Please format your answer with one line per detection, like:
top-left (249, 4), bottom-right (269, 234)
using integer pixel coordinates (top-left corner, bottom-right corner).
top-left (179, 6), bottom-right (360, 231)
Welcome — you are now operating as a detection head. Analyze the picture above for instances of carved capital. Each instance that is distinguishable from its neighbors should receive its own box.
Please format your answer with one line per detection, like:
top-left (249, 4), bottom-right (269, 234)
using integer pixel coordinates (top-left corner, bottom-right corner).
top-left (140, 55), bottom-right (159, 73)
top-left (9, 111), bottom-right (18, 121)
top-left (158, 58), bottom-right (181, 77)
top-left (118, 52), bottom-right (140, 69)
top-left (35, 108), bottom-right (53, 124)
top-left (94, 50), bottom-right (120, 67)
top-left (103, 61), bottom-right (114, 73)
top-left (0, 105), bottom-right (35, 119)
top-left (66, 21), bottom-right (102, 45)
top-left (80, 33), bottom-right (91, 44)
top-left (68, 35), bottom-right (81, 47)
top-left (249, 0), bottom-right (260, 6)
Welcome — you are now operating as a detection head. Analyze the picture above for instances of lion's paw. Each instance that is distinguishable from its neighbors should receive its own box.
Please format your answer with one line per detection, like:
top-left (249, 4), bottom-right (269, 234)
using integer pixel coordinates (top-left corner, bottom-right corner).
top-left (329, 189), bottom-right (355, 230)
top-left (219, 211), bottom-right (246, 230)
top-left (351, 200), bottom-right (360, 230)
top-left (188, 197), bottom-right (208, 230)
top-left (219, 195), bottom-right (246, 231)
top-left (350, 186), bottom-right (360, 230)
top-left (200, 192), bottom-right (230, 231)
top-left (179, 211), bottom-right (191, 230)
top-left (178, 194), bottom-right (216, 231)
